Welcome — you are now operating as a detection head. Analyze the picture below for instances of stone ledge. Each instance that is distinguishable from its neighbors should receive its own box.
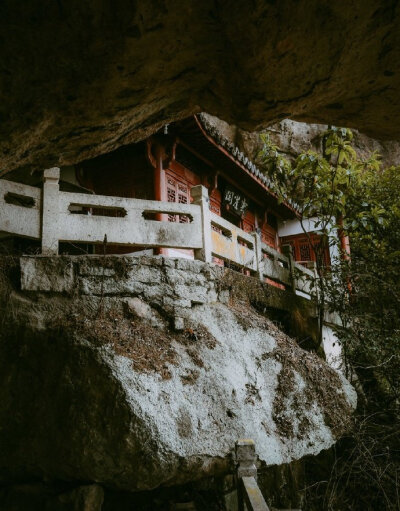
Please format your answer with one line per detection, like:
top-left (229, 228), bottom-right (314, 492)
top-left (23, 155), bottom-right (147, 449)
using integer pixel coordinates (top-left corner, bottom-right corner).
top-left (21, 256), bottom-right (76, 294)
top-left (18, 255), bottom-right (318, 329)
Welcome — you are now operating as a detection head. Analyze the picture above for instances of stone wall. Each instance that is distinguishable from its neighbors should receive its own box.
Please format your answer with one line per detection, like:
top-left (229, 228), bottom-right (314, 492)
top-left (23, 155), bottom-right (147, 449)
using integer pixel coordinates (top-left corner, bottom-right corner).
top-left (19, 254), bottom-right (317, 327)
top-left (20, 254), bottom-right (226, 314)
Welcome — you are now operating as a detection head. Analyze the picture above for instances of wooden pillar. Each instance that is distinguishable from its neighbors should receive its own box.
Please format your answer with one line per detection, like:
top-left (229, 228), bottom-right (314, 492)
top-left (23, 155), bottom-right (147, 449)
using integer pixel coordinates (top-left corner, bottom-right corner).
top-left (153, 143), bottom-right (167, 255)
top-left (154, 143), bottom-right (166, 203)
top-left (337, 215), bottom-right (352, 294)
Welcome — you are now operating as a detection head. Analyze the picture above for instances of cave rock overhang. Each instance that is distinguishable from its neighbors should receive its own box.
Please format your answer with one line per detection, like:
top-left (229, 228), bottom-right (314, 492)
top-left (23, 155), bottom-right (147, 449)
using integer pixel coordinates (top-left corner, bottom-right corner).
top-left (0, 0), bottom-right (399, 175)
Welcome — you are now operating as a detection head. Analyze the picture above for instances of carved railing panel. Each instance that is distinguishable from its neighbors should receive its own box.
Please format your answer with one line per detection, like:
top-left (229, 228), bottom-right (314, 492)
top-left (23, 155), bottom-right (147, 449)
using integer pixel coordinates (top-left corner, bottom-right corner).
top-left (0, 168), bottom-right (317, 302)
top-left (210, 211), bottom-right (257, 272)
top-left (0, 179), bottom-right (41, 239)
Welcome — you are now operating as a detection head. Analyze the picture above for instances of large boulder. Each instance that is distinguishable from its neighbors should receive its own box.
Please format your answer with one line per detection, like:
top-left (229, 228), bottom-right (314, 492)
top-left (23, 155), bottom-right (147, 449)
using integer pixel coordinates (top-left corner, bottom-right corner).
top-left (0, 255), bottom-right (356, 492)
top-left (1, 1), bottom-right (400, 174)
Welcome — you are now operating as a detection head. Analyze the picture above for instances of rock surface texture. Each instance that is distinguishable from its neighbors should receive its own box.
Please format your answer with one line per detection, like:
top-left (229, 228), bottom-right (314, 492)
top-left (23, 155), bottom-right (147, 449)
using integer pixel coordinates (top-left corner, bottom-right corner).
top-left (0, 255), bottom-right (356, 492)
top-left (1, 1), bottom-right (400, 174)
top-left (200, 114), bottom-right (400, 169)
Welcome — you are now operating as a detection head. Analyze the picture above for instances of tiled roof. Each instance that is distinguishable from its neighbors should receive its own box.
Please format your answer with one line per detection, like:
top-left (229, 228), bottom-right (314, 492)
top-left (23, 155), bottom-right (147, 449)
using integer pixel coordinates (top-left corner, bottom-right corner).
top-left (197, 113), bottom-right (297, 211)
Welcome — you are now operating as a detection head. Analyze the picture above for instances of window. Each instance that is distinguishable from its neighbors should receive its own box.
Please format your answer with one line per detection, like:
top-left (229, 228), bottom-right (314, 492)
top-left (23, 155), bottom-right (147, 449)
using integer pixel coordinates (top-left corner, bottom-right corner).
top-left (299, 242), bottom-right (312, 262)
top-left (166, 174), bottom-right (189, 223)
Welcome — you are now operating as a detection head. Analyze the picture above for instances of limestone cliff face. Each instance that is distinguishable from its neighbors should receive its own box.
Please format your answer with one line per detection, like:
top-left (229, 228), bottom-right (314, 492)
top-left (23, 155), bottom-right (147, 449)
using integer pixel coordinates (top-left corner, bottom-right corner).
top-left (1, 1), bottom-right (400, 174)
top-left (0, 255), bottom-right (356, 492)
top-left (201, 114), bottom-right (400, 169)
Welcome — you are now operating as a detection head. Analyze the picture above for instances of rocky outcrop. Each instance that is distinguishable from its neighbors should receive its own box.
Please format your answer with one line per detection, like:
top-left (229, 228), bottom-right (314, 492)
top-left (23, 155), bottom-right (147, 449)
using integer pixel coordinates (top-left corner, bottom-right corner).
top-left (200, 114), bottom-right (400, 169)
top-left (0, 255), bottom-right (356, 493)
top-left (1, 1), bottom-right (400, 174)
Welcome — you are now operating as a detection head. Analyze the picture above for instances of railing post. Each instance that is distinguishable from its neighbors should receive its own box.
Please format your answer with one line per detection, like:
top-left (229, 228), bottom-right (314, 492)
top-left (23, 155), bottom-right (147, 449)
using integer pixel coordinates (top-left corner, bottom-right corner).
top-left (41, 167), bottom-right (60, 255)
top-left (232, 228), bottom-right (240, 267)
top-left (252, 230), bottom-right (263, 281)
top-left (308, 260), bottom-right (319, 302)
top-left (235, 439), bottom-right (270, 511)
top-left (236, 439), bottom-right (258, 480)
top-left (236, 439), bottom-right (257, 511)
top-left (282, 244), bottom-right (295, 292)
top-left (191, 185), bottom-right (212, 263)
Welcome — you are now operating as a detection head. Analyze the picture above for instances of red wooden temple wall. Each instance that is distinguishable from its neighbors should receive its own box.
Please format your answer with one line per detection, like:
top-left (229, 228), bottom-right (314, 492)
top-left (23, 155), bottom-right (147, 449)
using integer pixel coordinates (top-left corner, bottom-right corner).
top-left (74, 137), bottom-right (283, 261)
top-left (280, 232), bottom-right (331, 268)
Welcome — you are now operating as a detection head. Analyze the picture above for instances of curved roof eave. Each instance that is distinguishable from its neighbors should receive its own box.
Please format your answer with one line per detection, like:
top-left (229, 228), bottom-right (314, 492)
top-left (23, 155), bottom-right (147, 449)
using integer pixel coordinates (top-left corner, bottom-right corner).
top-left (195, 113), bottom-right (299, 218)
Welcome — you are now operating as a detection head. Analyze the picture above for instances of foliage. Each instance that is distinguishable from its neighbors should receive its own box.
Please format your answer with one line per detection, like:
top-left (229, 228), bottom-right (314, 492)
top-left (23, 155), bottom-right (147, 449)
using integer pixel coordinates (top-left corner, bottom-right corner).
top-left (330, 163), bottom-right (400, 403)
top-left (259, 127), bottom-right (374, 346)
top-left (259, 127), bottom-right (359, 225)
top-left (259, 128), bottom-right (400, 510)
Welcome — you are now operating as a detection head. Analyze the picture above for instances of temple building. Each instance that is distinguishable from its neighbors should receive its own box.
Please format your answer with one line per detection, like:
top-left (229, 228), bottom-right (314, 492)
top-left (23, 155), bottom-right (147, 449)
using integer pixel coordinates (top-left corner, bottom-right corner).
top-left (0, 113), bottom-right (344, 288)
top-left (60, 114), bottom-right (332, 268)
top-left (0, 113), bottom-right (347, 369)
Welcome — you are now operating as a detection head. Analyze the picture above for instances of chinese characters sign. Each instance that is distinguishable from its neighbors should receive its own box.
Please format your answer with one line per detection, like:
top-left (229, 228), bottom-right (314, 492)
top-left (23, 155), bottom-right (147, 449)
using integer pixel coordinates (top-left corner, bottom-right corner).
top-left (223, 186), bottom-right (248, 217)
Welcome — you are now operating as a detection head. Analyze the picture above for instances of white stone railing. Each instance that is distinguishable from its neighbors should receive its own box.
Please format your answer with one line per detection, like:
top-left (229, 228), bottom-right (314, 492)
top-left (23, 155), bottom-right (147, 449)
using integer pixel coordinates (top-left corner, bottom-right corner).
top-left (0, 178), bottom-right (41, 240)
top-left (293, 260), bottom-right (316, 296)
top-left (235, 439), bottom-right (270, 511)
top-left (259, 243), bottom-right (292, 286)
top-left (40, 168), bottom-right (203, 255)
top-left (235, 439), bottom-right (303, 511)
top-left (0, 168), bottom-right (316, 298)
top-left (210, 211), bottom-right (258, 272)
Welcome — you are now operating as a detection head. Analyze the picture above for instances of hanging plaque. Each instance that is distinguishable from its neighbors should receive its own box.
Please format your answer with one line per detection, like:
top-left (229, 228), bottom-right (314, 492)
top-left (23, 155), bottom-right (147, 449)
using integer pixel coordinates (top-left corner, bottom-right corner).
top-left (222, 186), bottom-right (249, 217)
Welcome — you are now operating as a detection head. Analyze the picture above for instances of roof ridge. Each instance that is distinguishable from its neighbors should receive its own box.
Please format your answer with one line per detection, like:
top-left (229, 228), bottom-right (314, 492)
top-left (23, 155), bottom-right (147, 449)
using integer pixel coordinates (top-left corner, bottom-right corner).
top-left (196, 113), bottom-right (298, 212)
